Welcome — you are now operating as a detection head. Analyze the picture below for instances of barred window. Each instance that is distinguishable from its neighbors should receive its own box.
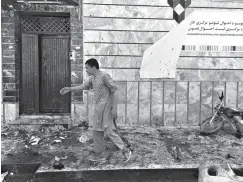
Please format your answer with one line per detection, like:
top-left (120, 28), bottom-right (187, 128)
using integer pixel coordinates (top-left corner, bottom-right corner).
top-left (20, 16), bottom-right (70, 33)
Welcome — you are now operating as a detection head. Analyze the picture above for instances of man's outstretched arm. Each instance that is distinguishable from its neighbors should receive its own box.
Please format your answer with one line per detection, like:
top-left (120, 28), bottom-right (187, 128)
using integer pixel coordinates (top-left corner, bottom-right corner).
top-left (60, 77), bottom-right (92, 95)
top-left (60, 84), bottom-right (88, 94)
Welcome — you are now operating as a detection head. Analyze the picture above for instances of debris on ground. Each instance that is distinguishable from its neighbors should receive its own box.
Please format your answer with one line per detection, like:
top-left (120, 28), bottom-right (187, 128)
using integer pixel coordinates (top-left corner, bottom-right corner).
top-left (1, 124), bottom-right (243, 172)
top-left (78, 121), bottom-right (89, 130)
top-left (61, 156), bottom-right (68, 160)
top-left (25, 145), bottom-right (30, 149)
top-left (54, 156), bottom-right (68, 163)
top-left (1, 133), bottom-right (8, 137)
top-left (53, 162), bottom-right (65, 170)
top-left (54, 156), bottom-right (61, 161)
top-left (30, 137), bottom-right (41, 145)
top-left (53, 140), bottom-right (62, 144)
top-left (78, 135), bottom-right (88, 143)
top-left (226, 154), bottom-right (236, 159)
top-left (169, 146), bottom-right (182, 162)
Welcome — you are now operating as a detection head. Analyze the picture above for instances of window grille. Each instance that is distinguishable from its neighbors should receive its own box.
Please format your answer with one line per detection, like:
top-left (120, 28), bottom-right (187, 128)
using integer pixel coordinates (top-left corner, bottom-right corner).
top-left (20, 16), bottom-right (70, 33)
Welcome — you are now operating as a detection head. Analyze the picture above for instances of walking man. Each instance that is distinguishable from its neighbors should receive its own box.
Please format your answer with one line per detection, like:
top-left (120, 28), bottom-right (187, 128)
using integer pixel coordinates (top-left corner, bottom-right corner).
top-left (60, 58), bottom-right (132, 162)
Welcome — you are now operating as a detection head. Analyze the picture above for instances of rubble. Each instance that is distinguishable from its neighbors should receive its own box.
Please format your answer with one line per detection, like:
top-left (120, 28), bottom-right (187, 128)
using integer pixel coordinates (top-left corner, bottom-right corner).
top-left (25, 145), bottom-right (30, 149)
top-left (1, 124), bottom-right (243, 173)
top-left (61, 156), bottom-right (68, 160)
top-left (53, 140), bottom-right (62, 144)
top-left (78, 135), bottom-right (88, 143)
top-left (54, 156), bottom-right (60, 161)
top-left (30, 137), bottom-right (41, 145)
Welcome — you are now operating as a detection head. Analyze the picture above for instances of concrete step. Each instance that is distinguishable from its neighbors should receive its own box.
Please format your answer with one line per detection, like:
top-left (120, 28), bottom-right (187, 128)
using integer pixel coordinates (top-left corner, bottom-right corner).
top-left (8, 115), bottom-right (73, 129)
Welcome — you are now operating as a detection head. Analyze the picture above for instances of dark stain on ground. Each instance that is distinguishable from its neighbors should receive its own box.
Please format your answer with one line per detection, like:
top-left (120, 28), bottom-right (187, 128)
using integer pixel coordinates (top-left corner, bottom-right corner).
top-left (4, 147), bottom-right (43, 164)
top-left (162, 136), bottom-right (193, 162)
top-left (157, 129), bottom-right (194, 162)
top-left (2, 126), bottom-right (79, 166)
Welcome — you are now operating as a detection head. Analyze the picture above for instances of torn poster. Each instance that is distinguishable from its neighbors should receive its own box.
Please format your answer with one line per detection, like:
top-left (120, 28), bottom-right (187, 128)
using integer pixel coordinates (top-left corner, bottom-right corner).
top-left (140, 10), bottom-right (243, 79)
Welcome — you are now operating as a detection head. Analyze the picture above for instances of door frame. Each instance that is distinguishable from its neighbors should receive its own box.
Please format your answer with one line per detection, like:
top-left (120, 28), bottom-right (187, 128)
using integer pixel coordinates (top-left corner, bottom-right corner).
top-left (18, 12), bottom-right (71, 115)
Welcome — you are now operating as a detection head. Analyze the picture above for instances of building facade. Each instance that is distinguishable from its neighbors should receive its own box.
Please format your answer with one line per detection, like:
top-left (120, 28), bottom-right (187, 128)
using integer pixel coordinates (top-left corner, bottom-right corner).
top-left (1, 0), bottom-right (243, 127)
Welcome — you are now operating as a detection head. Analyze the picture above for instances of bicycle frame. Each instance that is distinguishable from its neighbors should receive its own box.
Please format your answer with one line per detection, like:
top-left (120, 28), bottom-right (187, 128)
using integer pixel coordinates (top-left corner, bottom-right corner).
top-left (209, 101), bottom-right (224, 125)
top-left (201, 91), bottom-right (243, 138)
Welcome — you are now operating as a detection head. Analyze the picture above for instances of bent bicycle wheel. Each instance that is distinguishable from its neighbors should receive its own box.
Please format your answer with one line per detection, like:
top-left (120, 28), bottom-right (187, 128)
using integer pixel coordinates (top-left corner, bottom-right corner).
top-left (200, 116), bottom-right (224, 135)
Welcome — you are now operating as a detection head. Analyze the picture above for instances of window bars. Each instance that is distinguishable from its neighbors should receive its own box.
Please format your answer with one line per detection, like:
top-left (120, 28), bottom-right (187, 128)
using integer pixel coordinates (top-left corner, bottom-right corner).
top-left (20, 16), bottom-right (71, 33)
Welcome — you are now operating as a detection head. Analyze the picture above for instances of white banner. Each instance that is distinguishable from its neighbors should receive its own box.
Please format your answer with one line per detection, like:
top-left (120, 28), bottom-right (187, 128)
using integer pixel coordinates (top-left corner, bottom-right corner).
top-left (140, 10), bottom-right (243, 79)
top-left (184, 11), bottom-right (243, 51)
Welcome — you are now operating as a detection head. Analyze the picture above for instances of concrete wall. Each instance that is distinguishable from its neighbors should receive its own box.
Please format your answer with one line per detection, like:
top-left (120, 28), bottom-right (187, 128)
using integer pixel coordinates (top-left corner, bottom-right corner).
top-left (81, 0), bottom-right (243, 126)
top-left (82, 0), bottom-right (243, 81)
top-left (1, 0), bottom-right (243, 126)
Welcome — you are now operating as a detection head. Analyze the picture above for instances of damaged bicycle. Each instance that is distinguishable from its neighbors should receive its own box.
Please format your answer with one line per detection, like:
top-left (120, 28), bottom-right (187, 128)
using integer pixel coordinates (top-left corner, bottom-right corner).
top-left (200, 92), bottom-right (243, 139)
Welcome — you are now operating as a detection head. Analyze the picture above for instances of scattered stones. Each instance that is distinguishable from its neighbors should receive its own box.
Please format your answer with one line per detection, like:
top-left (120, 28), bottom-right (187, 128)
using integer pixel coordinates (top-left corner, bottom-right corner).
top-left (53, 140), bottom-right (62, 144)
top-left (30, 137), bottom-right (41, 145)
top-left (61, 156), bottom-right (68, 160)
top-left (25, 145), bottom-right (30, 149)
top-left (14, 131), bottom-right (19, 137)
top-left (55, 156), bottom-right (61, 161)
top-left (187, 135), bottom-right (193, 141)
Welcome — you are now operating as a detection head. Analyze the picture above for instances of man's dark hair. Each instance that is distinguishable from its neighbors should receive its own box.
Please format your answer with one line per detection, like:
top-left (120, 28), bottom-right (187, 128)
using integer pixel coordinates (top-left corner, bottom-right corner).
top-left (85, 58), bottom-right (99, 69)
